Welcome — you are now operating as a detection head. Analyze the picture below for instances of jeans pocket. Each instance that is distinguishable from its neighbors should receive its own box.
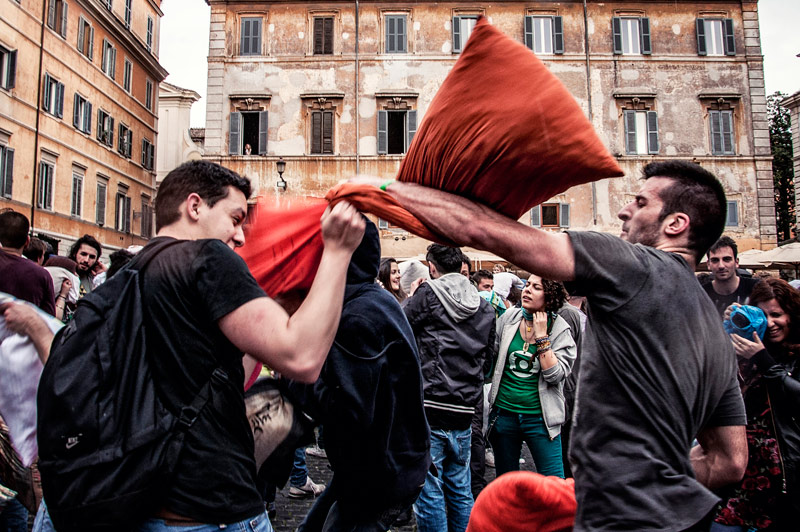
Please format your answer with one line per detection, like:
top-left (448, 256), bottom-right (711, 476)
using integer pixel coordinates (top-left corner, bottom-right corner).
top-left (453, 430), bottom-right (472, 466)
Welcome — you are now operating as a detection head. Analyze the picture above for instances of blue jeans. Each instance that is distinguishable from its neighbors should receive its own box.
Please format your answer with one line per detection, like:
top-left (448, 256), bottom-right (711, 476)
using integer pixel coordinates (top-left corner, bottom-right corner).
top-left (33, 500), bottom-right (274, 532)
top-left (0, 498), bottom-right (28, 532)
top-left (414, 428), bottom-right (473, 532)
top-left (489, 409), bottom-right (564, 478)
top-left (290, 447), bottom-right (309, 488)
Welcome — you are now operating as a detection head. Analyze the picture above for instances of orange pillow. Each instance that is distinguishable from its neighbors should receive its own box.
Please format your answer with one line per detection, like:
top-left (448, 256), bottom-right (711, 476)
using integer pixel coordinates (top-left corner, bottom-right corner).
top-left (397, 17), bottom-right (623, 219)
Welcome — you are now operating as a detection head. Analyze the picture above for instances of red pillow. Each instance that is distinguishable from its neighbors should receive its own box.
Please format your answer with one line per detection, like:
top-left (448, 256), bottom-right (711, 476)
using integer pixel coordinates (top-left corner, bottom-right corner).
top-left (397, 17), bottom-right (623, 219)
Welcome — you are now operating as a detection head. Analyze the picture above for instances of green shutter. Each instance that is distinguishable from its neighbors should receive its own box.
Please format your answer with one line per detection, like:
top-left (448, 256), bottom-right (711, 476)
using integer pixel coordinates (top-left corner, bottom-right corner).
top-left (696, 19), bottom-right (707, 56)
top-left (56, 82), bottom-right (64, 118)
top-left (453, 17), bottom-right (462, 53)
top-left (258, 111), bottom-right (268, 154)
top-left (553, 16), bottom-right (564, 54)
top-left (73, 93), bottom-right (80, 128)
top-left (311, 111), bottom-right (322, 153)
top-left (407, 110), bottom-right (417, 151)
top-left (377, 110), bottom-right (388, 154)
top-left (710, 110), bottom-right (722, 154)
top-left (43, 74), bottom-right (51, 112)
top-left (241, 19), bottom-right (250, 55)
top-left (6, 51), bottom-right (15, 88)
top-left (724, 19), bottom-right (735, 55)
top-left (313, 18), bottom-right (324, 54)
top-left (229, 112), bottom-right (241, 155)
top-left (624, 110), bottom-right (637, 154)
top-left (640, 18), bottom-right (651, 54)
top-left (322, 111), bottom-right (333, 154)
top-left (2, 148), bottom-right (13, 198)
top-left (646, 111), bottom-right (659, 154)
top-left (612, 17), bottom-right (622, 54)
top-left (524, 16), bottom-right (534, 50)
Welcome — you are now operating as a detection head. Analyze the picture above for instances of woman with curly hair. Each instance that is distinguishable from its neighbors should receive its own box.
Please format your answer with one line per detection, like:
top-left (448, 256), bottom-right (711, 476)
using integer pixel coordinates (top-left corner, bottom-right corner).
top-left (713, 278), bottom-right (800, 531)
top-left (378, 257), bottom-right (407, 303)
top-left (487, 275), bottom-right (576, 478)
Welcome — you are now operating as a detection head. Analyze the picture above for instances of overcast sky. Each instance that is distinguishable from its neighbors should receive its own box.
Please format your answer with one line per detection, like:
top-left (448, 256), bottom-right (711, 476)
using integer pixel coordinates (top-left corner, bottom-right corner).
top-left (159, 0), bottom-right (800, 128)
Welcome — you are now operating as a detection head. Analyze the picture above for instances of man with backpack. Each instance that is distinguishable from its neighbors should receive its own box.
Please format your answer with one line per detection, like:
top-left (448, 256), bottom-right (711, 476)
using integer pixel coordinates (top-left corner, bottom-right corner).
top-left (1, 160), bottom-right (365, 532)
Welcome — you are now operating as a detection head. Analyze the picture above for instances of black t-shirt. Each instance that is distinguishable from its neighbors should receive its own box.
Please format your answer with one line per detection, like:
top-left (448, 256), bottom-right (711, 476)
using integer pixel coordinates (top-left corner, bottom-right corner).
top-left (141, 237), bottom-right (267, 523)
top-left (701, 276), bottom-right (761, 317)
top-left (567, 232), bottom-right (746, 532)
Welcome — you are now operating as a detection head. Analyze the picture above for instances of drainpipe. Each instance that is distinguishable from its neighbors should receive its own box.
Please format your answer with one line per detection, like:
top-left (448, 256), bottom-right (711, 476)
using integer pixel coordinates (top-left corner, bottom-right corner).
top-left (583, 0), bottom-right (597, 226)
top-left (354, 0), bottom-right (360, 175)
top-left (31, 1), bottom-right (48, 231)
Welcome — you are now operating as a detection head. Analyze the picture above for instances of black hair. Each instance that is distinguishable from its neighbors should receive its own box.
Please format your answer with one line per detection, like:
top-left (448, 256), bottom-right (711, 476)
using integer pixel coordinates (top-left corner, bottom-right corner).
top-left (707, 235), bottom-right (738, 259)
top-left (426, 244), bottom-right (464, 275)
top-left (472, 269), bottom-right (493, 285)
top-left (106, 249), bottom-right (136, 279)
top-left (0, 210), bottom-right (29, 249)
top-left (155, 160), bottom-right (252, 231)
top-left (543, 279), bottom-right (568, 313)
top-left (378, 257), bottom-right (407, 303)
top-left (23, 237), bottom-right (47, 262)
top-left (69, 234), bottom-right (102, 262)
top-left (643, 161), bottom-right (726, 263)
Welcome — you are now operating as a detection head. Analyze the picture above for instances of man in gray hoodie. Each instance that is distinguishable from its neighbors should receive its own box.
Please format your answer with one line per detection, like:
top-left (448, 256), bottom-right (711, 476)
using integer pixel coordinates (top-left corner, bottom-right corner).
top-left (403, 244), bottom-right (496, 532)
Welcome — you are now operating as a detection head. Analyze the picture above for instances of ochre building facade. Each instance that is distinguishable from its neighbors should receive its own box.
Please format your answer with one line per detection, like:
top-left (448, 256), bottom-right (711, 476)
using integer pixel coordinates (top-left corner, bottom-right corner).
top-left (1, 0), bottom-right (167, 257)
top-left (202, 0), bottom-right (775, 258)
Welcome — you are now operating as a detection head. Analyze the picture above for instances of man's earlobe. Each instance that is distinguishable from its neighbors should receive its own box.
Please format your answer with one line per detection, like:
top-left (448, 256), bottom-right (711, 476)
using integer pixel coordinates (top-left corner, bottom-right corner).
top-left (664, 213), bottom-right (691, 236)
top-left (186, 193), bottom-right (203, 221)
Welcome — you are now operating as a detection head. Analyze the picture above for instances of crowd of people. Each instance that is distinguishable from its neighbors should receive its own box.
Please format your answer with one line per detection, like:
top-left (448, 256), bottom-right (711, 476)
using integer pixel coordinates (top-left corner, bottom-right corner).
top-left (0, 158), bottom-right (798, 532)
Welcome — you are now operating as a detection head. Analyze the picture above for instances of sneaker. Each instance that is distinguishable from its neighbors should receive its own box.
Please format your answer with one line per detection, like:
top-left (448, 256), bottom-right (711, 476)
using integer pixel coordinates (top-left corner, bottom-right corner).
top-left (485, 449), bottom-right (495, 468)
top-left (288, 477), bottom-right (326, 499)
top-left (305, 444), bottom-right (328, 459)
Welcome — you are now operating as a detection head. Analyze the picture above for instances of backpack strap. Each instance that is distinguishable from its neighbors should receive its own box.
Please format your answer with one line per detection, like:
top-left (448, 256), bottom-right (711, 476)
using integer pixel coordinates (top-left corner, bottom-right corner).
top-left (177, 368), bottom-right (228, 430)
top-left (126, 238), bottom-right (182, 273)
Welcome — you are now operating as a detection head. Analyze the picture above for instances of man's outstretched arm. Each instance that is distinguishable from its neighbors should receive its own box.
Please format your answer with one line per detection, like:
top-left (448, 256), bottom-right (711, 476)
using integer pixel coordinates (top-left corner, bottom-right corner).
top-left (690, 424), bottom-right (747, 490)
top-left (382, 181), bottom-right (576, 281)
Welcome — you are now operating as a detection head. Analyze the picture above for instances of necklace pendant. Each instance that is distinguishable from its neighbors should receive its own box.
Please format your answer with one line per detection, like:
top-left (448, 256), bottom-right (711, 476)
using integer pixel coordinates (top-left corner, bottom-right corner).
top-left (522, 341), bottom-right (529, 353)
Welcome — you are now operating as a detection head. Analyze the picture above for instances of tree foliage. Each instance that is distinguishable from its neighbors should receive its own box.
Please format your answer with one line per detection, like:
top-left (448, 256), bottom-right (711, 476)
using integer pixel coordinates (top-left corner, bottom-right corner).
top-left (769, 91), bottom-right (795, 242)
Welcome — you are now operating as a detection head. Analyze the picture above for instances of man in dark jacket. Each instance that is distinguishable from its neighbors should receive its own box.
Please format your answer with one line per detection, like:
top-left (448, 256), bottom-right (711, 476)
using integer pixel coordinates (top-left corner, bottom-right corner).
top-left (403, 244), bottom-right (496, 532)
top-left (296, 219), bottom-right (431, 532)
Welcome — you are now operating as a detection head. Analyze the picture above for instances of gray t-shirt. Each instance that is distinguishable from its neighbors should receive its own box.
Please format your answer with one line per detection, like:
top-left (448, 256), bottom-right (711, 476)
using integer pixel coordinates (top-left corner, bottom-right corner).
top-left (567, 231), bottom-right (745, 532)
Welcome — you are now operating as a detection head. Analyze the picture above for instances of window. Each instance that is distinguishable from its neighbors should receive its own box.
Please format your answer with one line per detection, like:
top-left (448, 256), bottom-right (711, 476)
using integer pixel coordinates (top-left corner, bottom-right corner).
top-left (47, 0), bottom-right (68, 38)
top-left (696, 18), bottom-right (735, 56)
top-left (141, 138), bottom-right (154, 170)
top-left (313, 17), bottom-right (334, 55)
top-left (77, 17), bottom-right (94, 61)
top-left (0, 144), bottom-right (13, 198)
top-left (102, 39), bottom-right (116, 79)
top-left (240, 17), bottom-right (262, 55)
top-left (124, 0), bottom-right (131, 28)
top-left (146, 16), bottom-right (153, 52)
top-left (104, 0), bottom-right (112, 11)
top-left (70, 167), bottom-right (83, 217)
top-left (123, 59), bottom-right (132, 92)
top-left (42, 73), bottom-right (65, 118)
top-left (709, 109), bottom-right (735, 155)
top-left (37, 159), bottom-right (55, 210)
top-left (377, 110), bottom-right (417, 154)
top-left (612, 17), bottom-right (651, 55)
top-left (145, 79), bottom-right (153, 111)
top-left (530, 203), bottom-right (570, 228)
top-left (524, 16), bottom-right (564, 55)
top-left (96, 179), bottom-right (107, 225)
top-left (385, 15), bottom-right (407, 53)
top-left (0, 46), bottom-right (16, 90)
top-left (118, 123), bottom-right (132, 157)
top-left (97, 109), bottom-right (114, 147)
top-left (140, 196), bottom-right (153, 237)
top-left (311, 110), bottom-right (333, 154)
top-left (229, 111), bottom-right (268, 155)
top-left (116, 188), bottom-right (131, 232)
top-left (378, 218), bottom-right (389, 230)
top-left (623, 110), bottom-right (659, 154)
top-left (452, 16), bottom-right (478, 53)
top-left (72, 93), bottom-right (92, 134)
top-left (726, 200), bottom-right (739, 227)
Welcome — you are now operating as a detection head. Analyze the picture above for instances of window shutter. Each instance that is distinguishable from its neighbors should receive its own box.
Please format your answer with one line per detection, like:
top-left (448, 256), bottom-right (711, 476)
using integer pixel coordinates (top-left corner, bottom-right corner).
top-left (3, 148), bottom-right (13, 198)
top-left (118, 124), bottom-right (124, 153)
top-left (553, 16), bottom-right (564, 54)
top-left (400, 16), bottom-right (407, 52)
top-left (407, 110), bottom-right (417, 150)
top-left (530, 205), bottom-right (541, 227)
top-left (724, 19), bottom-right (735, 55)
top-left (640, 17), bottom-right (651, 54)
top-left (96, 109), bottom-right (102, 141)
top-left (313, 18), bottom-right (323, 54)
top-left (721, 111), bottom-right (733, 154)
top-left (323, 17), bottom-right (333, 54)
top-left (726, 201), bottom-right (739, 226)
top-left (524, 16), bottom-right (534, 50)
top-left (77, 20), bottom-right (85, 53)
top-left (109, 117), bottom-right (114, 146)
top-left (453, 17), bottom-right (462, 52)
top-left (141, 139), bottom-right (146, 166)
top-left (88, 27), bottom-right (94, 60)
top-left (696, 18), bottom-right (707, 56)
top-left (311, 112), bottom-right (322, 154)
top-left (7, 51), bottom-right (16, 88)
top-left (73, 93), bottom-right (80, 128)
top-left (254, 18), bottom-right (262, 54)
top-left (43, 74), bottom-right (52, 112)
top-left (624, 110), bottom-right (637, 154)
top-left (46, 165), bottom-right (53, 209)
top-left (148, 143), bottom-right (154, 170)
top-left (709, 110), bottom-right (722, 154)
top-left (56, 82), bottom-right (64, 117)
top-left (241, 19), bottom-right (250, 55)
top-left (258, 110), bottom-right (268, 154)
top-left (229, 112), bottom-right (241, 155)
top-left (97, 184), bottom-right (106, 225)
top-left (377, 110), bottom-right (388, 154)
top-left (386, 16), bottom-right (395, 53)
top-left (646, 111), bottom-right (659, 154)
top-left (60, 1), bottom-right (68, 38)
top-left (111, 47), bottom-right (116, 78)
top-left (127, 130), bottom-right (132, 157)
top-left (85, 102), bottom-right (92, 133)
top-left (322, 111), bottom-right (333, 154)
top-left (612, 17), bottom-right (623, 54)
top-left (48, 0), bottom-right (57, 29)
top-left (559, 203), bottom-right (570, 228)
top-left (125, 196), bottom-right (132, 233)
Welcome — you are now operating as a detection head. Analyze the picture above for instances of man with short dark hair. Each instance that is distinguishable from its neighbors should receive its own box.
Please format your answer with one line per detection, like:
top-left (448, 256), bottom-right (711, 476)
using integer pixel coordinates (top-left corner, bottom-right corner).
top-left (471, 269), bottom-right (494, 292)
top-left (404, 244), bottom-right (495, 532)
top-left (702, 235), bottom-right (760, 317)
top-left (68, 235), bottom-right (104, 296)
top-left (0, 211), bottom-right (55, 316)
top-left (368, 160), bottom-right (748, 532)
top-left (23, 238), bottom-right (48, 265)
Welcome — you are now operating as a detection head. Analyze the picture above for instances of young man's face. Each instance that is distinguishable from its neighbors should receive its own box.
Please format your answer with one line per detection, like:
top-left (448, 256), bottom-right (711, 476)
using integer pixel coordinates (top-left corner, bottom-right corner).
top-left (707, 246), bottom-right (738, 281)
top-left (75, 244), bottom-right (99, 274)
top-left (617, 177), bottom-right (671, 248)
top-left (477, 278), bottom-right (494, 292)
top-left (196, 187), bottom-right (247, 250)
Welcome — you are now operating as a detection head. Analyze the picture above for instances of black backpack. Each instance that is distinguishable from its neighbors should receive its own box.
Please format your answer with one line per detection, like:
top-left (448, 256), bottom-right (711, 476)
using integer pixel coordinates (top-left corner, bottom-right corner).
top-left (37, 239), bottom-right (227, 532)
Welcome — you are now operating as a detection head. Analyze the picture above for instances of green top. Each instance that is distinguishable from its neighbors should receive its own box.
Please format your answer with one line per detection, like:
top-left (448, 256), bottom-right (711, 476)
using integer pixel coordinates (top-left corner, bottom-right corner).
top-left (495, 326), bottom-right (541, 415)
